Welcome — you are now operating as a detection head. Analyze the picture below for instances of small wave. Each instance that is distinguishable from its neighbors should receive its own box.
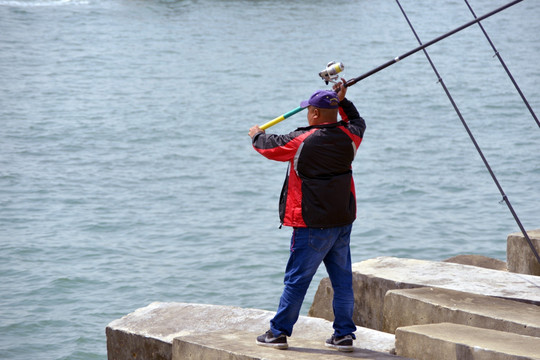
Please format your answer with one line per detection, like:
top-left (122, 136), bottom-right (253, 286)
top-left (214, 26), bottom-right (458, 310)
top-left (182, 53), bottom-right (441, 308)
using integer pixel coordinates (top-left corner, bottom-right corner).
top-left (0, 0), bottom-right (88, 7)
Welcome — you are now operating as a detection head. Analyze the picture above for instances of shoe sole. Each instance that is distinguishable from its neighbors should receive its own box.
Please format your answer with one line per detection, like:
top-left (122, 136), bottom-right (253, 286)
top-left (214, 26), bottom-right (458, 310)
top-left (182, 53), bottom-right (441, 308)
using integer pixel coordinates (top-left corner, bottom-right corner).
top-left (325, 343), bottom-right (354, 352)
top-left (256, 340), bottom-right (288, 350)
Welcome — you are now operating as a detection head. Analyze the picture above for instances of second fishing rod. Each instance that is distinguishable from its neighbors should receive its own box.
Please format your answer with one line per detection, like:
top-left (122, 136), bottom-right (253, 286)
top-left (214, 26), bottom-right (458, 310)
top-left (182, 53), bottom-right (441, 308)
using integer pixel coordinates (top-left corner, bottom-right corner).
top-left (393, 0), bottom-right (540, 264)
top-left (260, 0), bottom-right (523, 130)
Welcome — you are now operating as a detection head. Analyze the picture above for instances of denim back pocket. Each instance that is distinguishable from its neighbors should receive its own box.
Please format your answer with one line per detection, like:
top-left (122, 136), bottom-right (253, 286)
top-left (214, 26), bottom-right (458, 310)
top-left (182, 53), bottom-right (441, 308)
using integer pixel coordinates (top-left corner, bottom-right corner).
top-left (308, 228), bottom-right (334, 253)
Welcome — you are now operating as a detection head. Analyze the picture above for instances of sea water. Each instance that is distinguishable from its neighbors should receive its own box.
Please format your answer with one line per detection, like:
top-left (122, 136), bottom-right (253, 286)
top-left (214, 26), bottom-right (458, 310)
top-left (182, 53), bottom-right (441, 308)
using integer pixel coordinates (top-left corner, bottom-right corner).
top-left (0, 0), bottom-right (539, 358)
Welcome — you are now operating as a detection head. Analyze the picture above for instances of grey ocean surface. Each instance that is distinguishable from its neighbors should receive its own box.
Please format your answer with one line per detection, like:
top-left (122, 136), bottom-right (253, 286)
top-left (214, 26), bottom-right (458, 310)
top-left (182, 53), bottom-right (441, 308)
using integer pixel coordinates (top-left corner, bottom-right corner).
top-left (1, 0), bottom-right (539, 358)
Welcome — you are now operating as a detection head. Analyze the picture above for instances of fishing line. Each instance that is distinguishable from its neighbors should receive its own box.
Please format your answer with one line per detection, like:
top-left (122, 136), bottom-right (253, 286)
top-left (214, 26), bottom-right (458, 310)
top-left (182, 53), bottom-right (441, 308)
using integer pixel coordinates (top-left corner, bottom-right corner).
top-left (260, 0), bottom-right (524, 130)
top-left (344, 0), bottom-right (523, 88)
top-left (464, 0), bottom-right (540, 129)
top-left (395, 0), bottom-right (540, 264)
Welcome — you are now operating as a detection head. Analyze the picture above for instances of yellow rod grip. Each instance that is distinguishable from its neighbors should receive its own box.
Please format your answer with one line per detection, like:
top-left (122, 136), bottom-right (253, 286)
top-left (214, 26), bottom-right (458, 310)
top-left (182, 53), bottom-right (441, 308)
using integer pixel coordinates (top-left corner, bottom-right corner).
top-left (260, 115), bottom-right (285, 130)
top-left (259, 106), bottom-right (305, 130)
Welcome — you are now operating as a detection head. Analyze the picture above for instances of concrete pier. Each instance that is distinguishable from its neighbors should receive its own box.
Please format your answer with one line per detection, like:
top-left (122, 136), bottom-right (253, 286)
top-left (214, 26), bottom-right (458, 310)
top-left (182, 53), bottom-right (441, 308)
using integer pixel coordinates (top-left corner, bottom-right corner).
top-left (395, 323), bottom-right (540, 360)
top-left (382, 287), bottom-right (540, 336)
top-left (309, 256), bottom-right (540, 331)
top-left (173, 331), bottom-right (405, 360)
top-left (106, 302), bottom-right (400, 360)
top-left (107, 245), bottom-right (540, 359)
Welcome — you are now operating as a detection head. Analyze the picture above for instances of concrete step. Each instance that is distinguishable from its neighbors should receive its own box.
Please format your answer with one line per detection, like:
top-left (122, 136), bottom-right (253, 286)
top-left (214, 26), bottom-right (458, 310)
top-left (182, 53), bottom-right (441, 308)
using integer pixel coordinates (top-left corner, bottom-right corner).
top-left (173, 330), bottom-right (407, 360)
top-left (106, 302), bottom-right (399, 360)
top-left (395, 322), bottom-right (540, 360)
top-left (309, 257), bottom-right (540, 331)
top-left (383, 287), bottom-right (540, 337)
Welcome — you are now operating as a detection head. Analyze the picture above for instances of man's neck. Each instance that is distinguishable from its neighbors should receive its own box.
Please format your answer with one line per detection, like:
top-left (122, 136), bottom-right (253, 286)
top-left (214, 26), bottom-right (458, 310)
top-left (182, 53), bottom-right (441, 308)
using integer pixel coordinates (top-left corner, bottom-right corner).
top-left (309, 118), bottom-right (337, 126)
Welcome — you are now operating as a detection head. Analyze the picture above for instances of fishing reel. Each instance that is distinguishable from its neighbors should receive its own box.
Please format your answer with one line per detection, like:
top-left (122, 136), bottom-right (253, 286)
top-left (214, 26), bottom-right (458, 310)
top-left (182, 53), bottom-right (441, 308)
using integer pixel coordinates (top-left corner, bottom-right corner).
top-left (319, 61), bottom-right (344, 85)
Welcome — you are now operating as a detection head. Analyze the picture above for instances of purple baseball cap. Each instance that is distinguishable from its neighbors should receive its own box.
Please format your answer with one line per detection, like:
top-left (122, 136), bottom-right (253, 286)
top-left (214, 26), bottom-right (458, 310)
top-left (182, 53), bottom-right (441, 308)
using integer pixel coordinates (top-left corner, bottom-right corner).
top-left (300, 90), bottom-right (340, 109)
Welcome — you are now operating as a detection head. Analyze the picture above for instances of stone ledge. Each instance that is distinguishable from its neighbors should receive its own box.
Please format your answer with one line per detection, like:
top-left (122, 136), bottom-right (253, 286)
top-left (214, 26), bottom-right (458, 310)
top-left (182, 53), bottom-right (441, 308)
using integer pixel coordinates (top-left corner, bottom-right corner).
top-left (309, 257), bottom-right (540, 331)
top-left (442, 254), bottom-right (507, 271)
top-left (382, 287), bottom-right (540, 336)
top-left (106, 326), bottom-right (171, 360)
top-left (395, 323), bottom-right (540, 360)
top-left (173, 330), bottom-right (407, 360)
top-left (507, 229), bottom-right (540, 276)
top-left (106, 302), bottom-right (397, 360)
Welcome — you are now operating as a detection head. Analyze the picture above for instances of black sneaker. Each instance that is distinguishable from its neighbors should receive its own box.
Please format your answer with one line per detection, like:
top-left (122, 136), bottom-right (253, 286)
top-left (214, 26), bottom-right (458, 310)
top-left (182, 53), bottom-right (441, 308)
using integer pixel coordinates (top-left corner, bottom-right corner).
top-left (325, 334), bottom-right (354, 352)
top-left (256, 330), bottom-right (288, 349)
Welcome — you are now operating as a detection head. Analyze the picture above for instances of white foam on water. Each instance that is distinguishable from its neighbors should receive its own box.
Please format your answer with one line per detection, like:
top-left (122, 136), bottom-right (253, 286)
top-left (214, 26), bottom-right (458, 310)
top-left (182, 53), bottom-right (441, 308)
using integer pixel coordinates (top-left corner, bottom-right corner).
top-left (0, 0), bottom-right (88, 7)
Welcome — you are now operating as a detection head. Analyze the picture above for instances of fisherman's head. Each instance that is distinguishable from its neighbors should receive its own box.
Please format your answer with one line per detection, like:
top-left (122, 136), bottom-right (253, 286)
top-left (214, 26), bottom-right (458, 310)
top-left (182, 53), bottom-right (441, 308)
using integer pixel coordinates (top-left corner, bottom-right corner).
top-left (300, 90), bottom-right (339, 125)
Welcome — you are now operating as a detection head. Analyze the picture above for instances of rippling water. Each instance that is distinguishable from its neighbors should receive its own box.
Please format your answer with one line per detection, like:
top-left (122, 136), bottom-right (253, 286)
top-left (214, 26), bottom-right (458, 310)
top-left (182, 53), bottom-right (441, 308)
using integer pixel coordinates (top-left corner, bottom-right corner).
top-left (1, 0), bottom-right (539, 358)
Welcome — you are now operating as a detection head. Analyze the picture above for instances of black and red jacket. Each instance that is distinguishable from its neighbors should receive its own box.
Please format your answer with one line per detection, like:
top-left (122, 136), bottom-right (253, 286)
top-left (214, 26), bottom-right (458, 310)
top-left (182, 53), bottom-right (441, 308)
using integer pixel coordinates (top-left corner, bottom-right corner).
top-left (252, 98), bottom-right (366, 228)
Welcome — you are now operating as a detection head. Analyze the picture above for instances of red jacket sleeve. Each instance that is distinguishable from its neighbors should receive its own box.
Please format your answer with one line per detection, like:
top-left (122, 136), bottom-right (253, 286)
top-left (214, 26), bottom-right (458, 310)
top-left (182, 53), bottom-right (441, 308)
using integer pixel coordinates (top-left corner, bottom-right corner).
top-left (339, 98), bottom-right (366, 139)
top-left (252, 129), bottom-right (315, 162)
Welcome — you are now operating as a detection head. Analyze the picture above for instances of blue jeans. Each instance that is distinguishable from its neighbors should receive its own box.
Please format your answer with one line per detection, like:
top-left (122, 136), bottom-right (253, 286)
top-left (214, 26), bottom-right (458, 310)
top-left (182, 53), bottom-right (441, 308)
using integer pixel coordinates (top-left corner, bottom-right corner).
top-left (270, 224), bottom-right (356, 338)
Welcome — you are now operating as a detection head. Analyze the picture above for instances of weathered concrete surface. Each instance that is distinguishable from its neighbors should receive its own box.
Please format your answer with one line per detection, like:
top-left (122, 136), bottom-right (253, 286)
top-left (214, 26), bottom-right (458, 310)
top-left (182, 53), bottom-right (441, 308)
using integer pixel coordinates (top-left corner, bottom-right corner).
top-left (308, 257), bottom-right (540, 331)
top-left (106, 326), bottom-right (171, 360)
top-left (395, 323), bottom-right (540, 360)
top-left (382, 287), bottom-right (540, 336)
top-left (173, 330), bottom-right (407, 360)
top-left (106, 302), bottom-right (397, 360)
top-left (508, 229), bottom-right (540, 276)
top-left (443, 254), bottom-right (507, 271)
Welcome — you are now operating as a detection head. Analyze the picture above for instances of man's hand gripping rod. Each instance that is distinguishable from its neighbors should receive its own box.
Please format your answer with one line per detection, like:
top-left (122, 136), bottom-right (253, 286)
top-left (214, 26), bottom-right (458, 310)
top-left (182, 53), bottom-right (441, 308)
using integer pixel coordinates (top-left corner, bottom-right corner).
top-left (259, 62), bottom-right (344, 130)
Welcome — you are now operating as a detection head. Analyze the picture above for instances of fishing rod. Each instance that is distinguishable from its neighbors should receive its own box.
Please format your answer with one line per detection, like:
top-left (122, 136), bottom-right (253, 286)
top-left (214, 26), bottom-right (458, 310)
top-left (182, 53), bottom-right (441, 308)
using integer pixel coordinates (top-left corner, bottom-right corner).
top-left (260, 107), bottom-right (305, 130)
top-left (463, 0), bottom-right (540, 129)
top-left (345, 0), bottom-right (523, 87)
top-left (260, 0), bottom-right (523, 130)
top-left (394, 0), bottom-right (540, 264)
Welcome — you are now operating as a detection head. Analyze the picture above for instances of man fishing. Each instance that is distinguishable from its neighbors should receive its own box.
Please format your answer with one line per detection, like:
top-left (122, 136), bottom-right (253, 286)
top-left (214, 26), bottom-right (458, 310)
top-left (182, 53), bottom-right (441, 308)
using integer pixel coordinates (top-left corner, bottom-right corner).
top-left (248, 79), bottom-right (366, 352)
